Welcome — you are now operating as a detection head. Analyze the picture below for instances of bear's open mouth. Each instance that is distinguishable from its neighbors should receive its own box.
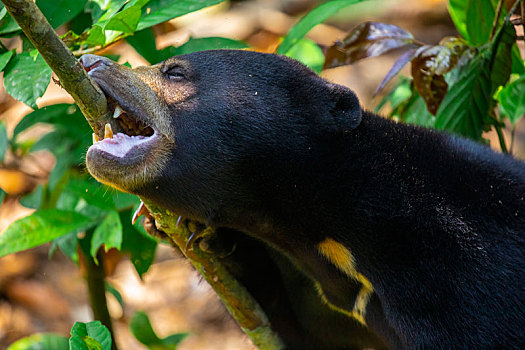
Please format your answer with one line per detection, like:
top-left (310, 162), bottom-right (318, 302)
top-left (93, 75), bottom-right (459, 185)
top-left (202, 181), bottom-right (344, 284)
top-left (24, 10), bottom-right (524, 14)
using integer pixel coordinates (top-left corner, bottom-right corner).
top-left (109, 97), bottom-right (154, 137)
top-left (90, 99), bottom-right (157, 159)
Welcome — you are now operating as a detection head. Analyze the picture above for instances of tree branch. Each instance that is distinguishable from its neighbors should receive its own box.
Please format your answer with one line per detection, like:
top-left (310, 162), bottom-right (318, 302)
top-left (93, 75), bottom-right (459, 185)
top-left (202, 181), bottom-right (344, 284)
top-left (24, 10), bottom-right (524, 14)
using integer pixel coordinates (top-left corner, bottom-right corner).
top-left (0, 0), bottom-right (109, 134)
top-left (146, 202), bottom-right (285, 350)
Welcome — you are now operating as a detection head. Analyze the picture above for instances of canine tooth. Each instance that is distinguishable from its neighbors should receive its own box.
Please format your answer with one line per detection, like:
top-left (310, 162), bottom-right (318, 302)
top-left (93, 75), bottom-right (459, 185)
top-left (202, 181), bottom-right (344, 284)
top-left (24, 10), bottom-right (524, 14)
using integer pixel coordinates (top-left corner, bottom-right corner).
top-left (104, 123), bottom-right (113, 139)
top-left (113, 105), bottom-right (123, 119)
top-left (92, 133), bottom-right (99, 144)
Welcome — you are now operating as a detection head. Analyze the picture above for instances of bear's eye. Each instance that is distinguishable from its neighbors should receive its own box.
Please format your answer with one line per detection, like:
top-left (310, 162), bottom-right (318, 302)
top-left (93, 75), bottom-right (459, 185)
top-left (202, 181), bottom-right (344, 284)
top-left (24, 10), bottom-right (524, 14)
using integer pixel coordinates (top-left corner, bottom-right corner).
top-left (164, 66), bottom-right (185, 81)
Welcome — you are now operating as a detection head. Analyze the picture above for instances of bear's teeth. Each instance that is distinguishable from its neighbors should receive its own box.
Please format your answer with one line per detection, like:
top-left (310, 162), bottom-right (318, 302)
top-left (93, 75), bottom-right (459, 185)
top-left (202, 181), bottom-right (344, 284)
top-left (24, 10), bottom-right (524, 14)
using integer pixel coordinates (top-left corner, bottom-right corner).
top-left (92, 133), bottom-right (99, 144)
top-left (113, 105), bottom-right (123, 119)
top-left (104, 123), bottom-right (113, 139)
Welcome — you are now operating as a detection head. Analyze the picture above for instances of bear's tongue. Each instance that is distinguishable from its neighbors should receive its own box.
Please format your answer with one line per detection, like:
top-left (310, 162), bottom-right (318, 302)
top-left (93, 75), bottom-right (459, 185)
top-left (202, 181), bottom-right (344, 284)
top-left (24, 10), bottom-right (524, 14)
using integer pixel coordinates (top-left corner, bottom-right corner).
top-left (91, 123), bottom-right (151, 158)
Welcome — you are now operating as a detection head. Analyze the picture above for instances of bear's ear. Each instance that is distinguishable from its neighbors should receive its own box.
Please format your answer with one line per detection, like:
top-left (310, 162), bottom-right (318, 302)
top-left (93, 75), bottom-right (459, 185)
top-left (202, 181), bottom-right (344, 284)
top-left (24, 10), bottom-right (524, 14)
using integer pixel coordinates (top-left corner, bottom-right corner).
top-left (326, 83), bottom-right (362, 133)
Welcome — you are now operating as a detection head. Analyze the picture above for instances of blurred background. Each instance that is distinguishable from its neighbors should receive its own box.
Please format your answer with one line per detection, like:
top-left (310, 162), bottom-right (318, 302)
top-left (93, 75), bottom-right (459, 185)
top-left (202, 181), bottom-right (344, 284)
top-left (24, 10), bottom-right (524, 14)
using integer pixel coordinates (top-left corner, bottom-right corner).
top-left (0, 0), bottom-right (523, 349)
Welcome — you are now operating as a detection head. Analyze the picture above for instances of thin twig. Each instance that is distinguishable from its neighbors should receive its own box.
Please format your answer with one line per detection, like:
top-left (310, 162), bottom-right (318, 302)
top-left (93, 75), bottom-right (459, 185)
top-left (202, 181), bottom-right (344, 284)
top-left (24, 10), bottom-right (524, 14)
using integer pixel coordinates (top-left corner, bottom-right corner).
top-left (491, 0), bottom-right (505, 40)
top-left (495, 124), bottom-right (509, 153)
top-left (521, 1), bottom-right (525, 46)
top-left (507, 0), bottom-right (523, 21)
top-left (80, 232), bottom-right (119, 350)
top-left (72, 45), bottom-right (102, 56)
top-left (490, 110), bottom-right (509, 153)
top-left (510, 125), bottom-right (516, 155)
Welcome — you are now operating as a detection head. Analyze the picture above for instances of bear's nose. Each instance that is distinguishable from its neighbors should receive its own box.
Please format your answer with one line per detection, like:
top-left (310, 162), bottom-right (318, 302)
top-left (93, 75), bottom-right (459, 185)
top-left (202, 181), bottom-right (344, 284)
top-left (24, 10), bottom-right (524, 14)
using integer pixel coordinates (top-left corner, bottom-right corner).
top-left (79, 54), bottom-right (112, 73)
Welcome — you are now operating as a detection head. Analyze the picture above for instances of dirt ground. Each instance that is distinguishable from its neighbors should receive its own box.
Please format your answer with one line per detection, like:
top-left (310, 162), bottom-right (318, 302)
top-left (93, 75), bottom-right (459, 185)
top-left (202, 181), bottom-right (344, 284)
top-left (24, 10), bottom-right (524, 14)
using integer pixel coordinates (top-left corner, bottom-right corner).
top-left (1, 0), bottom-right (524, 349)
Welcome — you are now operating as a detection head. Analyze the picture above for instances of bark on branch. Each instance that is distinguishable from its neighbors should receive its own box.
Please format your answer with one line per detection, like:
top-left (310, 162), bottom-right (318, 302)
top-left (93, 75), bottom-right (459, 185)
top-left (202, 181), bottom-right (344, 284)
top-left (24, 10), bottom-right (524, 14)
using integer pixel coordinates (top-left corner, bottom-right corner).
top-left (146, 203), bottom-right (285, 350)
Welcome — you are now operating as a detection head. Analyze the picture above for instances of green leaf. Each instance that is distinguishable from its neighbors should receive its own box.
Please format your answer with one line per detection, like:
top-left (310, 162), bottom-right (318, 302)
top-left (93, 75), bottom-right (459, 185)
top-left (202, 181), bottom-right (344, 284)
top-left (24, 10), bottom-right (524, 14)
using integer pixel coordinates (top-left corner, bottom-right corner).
top-left (105, 8), bottom-right (141, 32)
top-left (48, 152), bottom-right (74, 190)
top-left (3, 52), bottom-right (52, 109)
top-left (36, 0), bottom-right (87, 28)
top-left (162, 333), bottom-right (189, 347)
top-left (403, 89), bottom-right (435, 127)
top-left (277, 0), bottom-right (366, 55)
top-left (112, 191), bottom-right (140, 210)
top-left (130, 311), bottom-right (188, 349)
top-left (0, 210), bottom-right (95, 258)
top-left (69, 321), bottom-right (111, 350)
top-left (0, 50), bottom-right (14, 72)
top-left (127, 33), bottom-right (248, 64)
top-left (19, 184), bottom-right (44, 209)
top-left (63, 178), bottom-right (116, 211)
top-left (105, 281), bottom-right (124, 308)
top-left (435, 53), bottom-right (490, 139)
top-left (91, 210), bottom-right (123, 262)
top-left (375, 76), bottom-right (412, 113)
top-left (85, 24), bottom-right (106, 46)
top-left (490, 22), bottom-right (516, 92)
top-left (137, 0), bottom-right (226, 31)
top-left (120, 209), bottom-right (157, 278)
top-left (105, 0), bottom-right (150, 32)
top-left (0, 9), bottom-right (20, 35)
top-left (130, 311), bottom-right (163, 346)
top-left (126, 28), bottom-right (160, 63)
top-left (30, 130), bottom-right (63, 153)
top-left (448, 0), bottom-right (468, 40)
top-left (53, 232), bottom-right (79, 263)
top-left (7, 333), bottom-right (69, 350)
top-left (0, 188), bottom-right (5, 204)
top-left (13, 104), bottom-right (81, 141)
top-left (56, 183), bottom-right (109, 222)
top-left (171, 37), bottom-right (248, 55)
top-left (511, 44), bottom-right (524, 74)
top-left (284, 38), bottom-right (324, 74)
top-left (496, 75), bottom-right (525, 124)
top-left (465, 0), bottom-right (496, 46)
top-left (448, 0), bottom-right (499, 45)
top-left (0, 121), bottom-right (7, 162)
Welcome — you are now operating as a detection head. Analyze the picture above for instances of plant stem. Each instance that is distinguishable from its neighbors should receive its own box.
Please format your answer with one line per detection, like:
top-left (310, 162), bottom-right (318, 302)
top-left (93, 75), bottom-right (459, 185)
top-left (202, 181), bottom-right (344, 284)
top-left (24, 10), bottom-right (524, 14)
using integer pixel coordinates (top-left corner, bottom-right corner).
top-left (507, 0), bottom-right (523, 19)
top-left (83, 248), bottom-right (119, 350)
top-left (490, 0), bottom-right (505, 40)
top-left (521, 1), bottom-right (525, 46)
top-left (494, 123), bottom-right (509, 153)
top-left (79, 231), bottom-right (118, 350)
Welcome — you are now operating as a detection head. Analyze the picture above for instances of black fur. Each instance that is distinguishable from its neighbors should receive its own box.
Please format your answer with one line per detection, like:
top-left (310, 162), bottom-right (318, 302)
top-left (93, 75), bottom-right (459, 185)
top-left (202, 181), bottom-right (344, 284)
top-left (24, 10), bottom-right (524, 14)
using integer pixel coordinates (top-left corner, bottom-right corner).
top-left (88, 50), bottom-right (525, 349)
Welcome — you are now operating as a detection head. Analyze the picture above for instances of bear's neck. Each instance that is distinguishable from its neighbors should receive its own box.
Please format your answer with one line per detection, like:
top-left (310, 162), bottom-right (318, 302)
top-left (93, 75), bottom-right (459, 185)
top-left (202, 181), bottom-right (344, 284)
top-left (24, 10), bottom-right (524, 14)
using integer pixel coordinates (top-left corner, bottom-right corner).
top-left (237, 111), bottom-right (513, 346)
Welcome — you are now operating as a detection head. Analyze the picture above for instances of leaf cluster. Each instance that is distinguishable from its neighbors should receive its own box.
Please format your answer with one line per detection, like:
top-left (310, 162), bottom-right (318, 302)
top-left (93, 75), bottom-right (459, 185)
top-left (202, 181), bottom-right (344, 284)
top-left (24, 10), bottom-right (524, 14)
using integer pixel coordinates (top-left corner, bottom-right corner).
top-left (325, 0), bottom-right (525, 146)
top-left (7, 317), bottom-right (186, 350)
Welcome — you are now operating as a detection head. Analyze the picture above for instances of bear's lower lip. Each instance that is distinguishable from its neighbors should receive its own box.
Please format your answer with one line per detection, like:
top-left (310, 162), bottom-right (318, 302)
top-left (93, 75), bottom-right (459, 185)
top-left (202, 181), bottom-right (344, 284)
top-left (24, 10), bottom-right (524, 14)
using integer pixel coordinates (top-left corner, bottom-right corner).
top-left (89, 132), bottom-right (156, 159)
top-left (86, 127), bottom-right (167, 191)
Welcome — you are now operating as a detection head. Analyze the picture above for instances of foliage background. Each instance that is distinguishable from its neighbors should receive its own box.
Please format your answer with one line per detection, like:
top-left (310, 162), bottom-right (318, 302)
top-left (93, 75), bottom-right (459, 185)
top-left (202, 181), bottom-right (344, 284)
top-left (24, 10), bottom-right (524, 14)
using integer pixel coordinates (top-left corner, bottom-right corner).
top-left (0, 0), bottom-right (523, 349)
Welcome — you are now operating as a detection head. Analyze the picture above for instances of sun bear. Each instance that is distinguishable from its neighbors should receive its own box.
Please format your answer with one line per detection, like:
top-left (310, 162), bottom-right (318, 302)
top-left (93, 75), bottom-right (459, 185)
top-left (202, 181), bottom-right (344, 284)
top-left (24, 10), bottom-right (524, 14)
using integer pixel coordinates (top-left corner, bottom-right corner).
top-left (80, 50), bottom-right (525, 349)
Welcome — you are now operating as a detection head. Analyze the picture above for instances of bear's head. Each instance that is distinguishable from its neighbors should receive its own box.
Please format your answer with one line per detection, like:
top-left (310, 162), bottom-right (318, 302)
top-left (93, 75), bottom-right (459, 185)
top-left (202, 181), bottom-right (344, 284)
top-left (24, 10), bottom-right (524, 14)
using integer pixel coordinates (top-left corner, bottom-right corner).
top-left (80, 50), bottom-right (362, 227)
